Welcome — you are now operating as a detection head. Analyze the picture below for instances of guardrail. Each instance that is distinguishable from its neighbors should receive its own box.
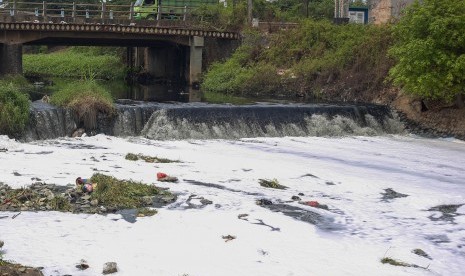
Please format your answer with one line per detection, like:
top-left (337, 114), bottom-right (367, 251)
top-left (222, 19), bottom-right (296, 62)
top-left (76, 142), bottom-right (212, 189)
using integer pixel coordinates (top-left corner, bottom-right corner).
top-left (0, 1), bottom-right (202, 25)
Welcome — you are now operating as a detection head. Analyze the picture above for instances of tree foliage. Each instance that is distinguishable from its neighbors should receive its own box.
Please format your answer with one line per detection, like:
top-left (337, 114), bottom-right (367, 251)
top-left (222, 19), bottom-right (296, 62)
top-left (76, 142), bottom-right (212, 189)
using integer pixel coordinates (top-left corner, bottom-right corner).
top-left (388, 0), bottom-right (465, 102)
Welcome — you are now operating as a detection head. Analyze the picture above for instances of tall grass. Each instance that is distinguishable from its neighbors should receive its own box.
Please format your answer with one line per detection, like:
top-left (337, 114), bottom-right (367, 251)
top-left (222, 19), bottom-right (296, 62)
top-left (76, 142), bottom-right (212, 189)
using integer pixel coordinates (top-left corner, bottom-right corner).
top-left (51, 80), bottom-right (115, 129)
top-left (23, 47), bottom-right (125, 80)
top-left (0, 76), bottom-right (31, 136)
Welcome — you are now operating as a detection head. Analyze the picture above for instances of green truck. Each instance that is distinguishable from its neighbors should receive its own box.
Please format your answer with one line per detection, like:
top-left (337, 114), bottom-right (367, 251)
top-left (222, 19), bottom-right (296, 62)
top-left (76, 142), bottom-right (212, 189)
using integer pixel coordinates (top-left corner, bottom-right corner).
top-left (133, 0), bottom-right (218, 20)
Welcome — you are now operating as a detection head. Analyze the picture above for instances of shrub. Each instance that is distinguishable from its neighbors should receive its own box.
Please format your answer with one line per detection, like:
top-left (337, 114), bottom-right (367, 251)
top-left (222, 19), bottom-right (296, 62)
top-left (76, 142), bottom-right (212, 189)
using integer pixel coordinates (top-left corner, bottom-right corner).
top-left (0, 78), bottom-right (30, 136)
top-left (202, 19), bottom-right (393, 99)
top-left (50, 80), bottom-right (114, 129)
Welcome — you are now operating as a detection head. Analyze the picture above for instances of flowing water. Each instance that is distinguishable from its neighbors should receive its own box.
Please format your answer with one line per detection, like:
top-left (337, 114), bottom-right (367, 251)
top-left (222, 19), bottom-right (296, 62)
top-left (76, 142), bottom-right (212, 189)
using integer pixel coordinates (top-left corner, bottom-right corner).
top-left (2, 81), bottom-right (465, 276)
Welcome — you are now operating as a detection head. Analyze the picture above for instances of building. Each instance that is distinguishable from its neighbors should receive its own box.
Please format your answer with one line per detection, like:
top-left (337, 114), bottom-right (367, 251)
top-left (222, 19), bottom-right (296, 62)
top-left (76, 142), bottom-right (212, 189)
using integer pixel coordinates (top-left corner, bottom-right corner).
top-left (368, 0), bottom-right (415, 24)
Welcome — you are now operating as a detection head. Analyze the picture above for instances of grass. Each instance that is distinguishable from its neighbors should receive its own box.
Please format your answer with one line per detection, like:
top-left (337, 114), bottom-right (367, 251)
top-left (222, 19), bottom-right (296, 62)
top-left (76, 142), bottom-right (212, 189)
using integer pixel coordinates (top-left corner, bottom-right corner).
top-left (23, 47), bottom-right (125, 80)
top-left (125, 153), bottom-right (180, 163)
top-left (50, 80), bottom-right (115, 129)
top-left (0, 76), bottom-right (31, 136)
top-left (49, 196), bottom-right (72, 211)
top-left (381, 257), bottom-right (411, 267)
top-left (90, 173), bottom-right (171, 209)
top-left (136, 207), bottom-right (158, 217)
top-left (258, 179), bottom-right (288, 190)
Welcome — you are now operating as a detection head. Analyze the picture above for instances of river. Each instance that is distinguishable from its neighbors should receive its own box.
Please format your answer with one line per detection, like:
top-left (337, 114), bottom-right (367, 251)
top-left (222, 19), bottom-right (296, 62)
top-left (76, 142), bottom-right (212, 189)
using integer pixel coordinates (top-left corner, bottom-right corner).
top-left (1, 106), bottom-right (464, 275)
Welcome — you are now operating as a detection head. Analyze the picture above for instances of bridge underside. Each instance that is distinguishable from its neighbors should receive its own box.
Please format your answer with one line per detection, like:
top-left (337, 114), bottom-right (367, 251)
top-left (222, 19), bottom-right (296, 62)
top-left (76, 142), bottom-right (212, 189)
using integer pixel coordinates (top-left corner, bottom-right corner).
top-left (0, 22), bottom-right (239, 86)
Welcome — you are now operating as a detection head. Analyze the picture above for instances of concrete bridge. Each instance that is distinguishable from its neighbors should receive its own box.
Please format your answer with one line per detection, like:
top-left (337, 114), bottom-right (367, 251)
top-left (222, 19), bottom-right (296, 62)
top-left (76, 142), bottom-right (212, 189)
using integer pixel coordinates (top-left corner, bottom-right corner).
top-left (0, 1), bottom-right (240, 86)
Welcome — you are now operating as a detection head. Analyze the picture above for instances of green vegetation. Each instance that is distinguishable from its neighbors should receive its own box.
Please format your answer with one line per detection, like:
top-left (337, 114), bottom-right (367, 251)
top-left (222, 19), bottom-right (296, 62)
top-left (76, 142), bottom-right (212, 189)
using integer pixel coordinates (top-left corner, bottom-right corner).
top-left (381, 257), bottom-right (411, 267)
top-left (381, 257), bottom-right (425, 269)
top-left (125, 153), bottom-right (180, 163)
top-left (0, 76), bottom-right (31, 136)
top-left (202, 21), bottom-right (392, 100)
top-left (49, 195), bottom-right (72, 211)
top-left (136, 207), bottom-right (158, 217)
top-left (90, 173), bottom-right (170, 209)
top-left (258, 178), bottom-right (288, 189)
top-left (389, 0), bottom-right (465, 105)
top-left (50, 80), bottom-right (115, 129)
top-left (23, 47), bottom-right (125, 80)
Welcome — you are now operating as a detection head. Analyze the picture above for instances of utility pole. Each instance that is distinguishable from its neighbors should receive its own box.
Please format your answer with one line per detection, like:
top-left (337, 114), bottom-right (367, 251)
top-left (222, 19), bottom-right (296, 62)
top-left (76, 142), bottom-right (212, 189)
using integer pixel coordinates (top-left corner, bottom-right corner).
top-left (247, 0), bottom-right (253, 25)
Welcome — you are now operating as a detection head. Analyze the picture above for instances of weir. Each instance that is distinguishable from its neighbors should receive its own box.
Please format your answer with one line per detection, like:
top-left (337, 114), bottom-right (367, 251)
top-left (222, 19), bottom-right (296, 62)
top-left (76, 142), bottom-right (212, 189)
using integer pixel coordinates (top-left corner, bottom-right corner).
top-left (23, 101), bottom-right (405, 141)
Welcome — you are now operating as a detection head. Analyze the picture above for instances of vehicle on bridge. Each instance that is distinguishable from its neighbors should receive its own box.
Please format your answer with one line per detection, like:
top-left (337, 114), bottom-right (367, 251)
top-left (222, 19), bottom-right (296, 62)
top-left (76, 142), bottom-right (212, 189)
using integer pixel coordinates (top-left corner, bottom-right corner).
top-left (133, 0), bottom-right (218, 20)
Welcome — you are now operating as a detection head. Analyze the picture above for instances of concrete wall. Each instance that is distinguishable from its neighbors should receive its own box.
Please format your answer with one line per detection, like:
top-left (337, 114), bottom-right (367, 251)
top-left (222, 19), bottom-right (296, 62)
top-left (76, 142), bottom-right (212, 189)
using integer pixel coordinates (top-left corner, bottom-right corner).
top-left (368, 0), bottom-right (414, 24)
top-left (0, 44), bottom-right (23, 76)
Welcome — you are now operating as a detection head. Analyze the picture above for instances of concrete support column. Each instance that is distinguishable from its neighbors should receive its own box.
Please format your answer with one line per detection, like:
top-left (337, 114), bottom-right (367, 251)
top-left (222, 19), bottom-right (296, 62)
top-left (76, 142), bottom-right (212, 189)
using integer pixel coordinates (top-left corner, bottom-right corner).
top-left (145, 47), bottom-right (179, 80)
top-left (189, 36), bottom-right (204, 87)
top-left (0, 44), bottom-right (23, 76)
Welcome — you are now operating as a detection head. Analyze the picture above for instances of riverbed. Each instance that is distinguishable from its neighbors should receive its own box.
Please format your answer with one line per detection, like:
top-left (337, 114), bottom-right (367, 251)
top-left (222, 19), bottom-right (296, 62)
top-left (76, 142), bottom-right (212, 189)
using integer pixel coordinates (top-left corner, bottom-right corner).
top-left (1, 134), bottom-right (464, 275)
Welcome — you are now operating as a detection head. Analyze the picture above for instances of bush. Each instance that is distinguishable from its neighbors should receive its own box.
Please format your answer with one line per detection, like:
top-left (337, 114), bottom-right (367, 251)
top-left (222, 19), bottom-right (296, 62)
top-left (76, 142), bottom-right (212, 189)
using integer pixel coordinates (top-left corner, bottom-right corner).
top-left (191, 3), bottom-right (247, 31)
top-left (388, 0), bottom-right (465, 103)
top-left (50, 80), bottom-right (114, 129)
top-left (202, 19), bottom-right (392, 99)
top-left (0, 77), bottom-right (30, 136)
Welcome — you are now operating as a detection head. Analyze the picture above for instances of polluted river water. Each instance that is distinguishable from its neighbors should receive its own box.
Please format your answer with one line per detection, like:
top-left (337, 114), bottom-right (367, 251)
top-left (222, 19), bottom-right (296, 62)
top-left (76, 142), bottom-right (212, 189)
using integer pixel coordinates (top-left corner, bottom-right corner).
top-left (1, 84), bottom-right (464, 275)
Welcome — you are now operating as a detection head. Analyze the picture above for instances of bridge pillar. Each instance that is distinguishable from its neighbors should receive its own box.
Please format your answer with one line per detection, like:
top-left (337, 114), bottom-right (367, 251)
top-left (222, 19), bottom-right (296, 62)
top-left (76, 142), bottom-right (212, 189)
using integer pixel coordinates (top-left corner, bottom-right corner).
top-left (0, 44), bottom-right (23, 76)
top-left (145, 46), bottom-right (184, 81)
top-left (189, 36), bottom-right (204, 87)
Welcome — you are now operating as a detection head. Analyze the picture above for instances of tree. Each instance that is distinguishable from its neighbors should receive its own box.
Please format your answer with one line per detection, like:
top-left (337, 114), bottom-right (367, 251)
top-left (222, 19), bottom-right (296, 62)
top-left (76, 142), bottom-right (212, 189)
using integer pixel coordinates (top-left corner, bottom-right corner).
top-left (388, 0), bottom-right (465, 105)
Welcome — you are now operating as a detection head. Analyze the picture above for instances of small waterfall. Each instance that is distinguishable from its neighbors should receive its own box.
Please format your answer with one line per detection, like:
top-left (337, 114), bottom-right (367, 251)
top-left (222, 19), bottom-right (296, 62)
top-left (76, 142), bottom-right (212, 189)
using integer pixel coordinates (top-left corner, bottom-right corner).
top-left (140, 104), bottom-right (405, 140)
top-left (23, 101), bottom-right (405, 141)
top-left (23, 102), bottom-right (77, 141)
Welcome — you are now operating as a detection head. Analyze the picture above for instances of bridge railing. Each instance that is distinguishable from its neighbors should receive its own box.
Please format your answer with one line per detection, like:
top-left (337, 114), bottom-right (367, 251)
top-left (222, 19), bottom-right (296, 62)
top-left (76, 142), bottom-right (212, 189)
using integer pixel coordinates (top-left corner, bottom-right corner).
top-left (0, 1), bottom-right (216, 28)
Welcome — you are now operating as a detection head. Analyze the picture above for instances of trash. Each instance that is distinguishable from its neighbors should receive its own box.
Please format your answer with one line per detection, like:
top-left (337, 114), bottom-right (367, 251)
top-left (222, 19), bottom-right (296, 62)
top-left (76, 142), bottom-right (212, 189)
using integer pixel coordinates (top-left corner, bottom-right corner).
top-left (12, 212), bottom-right (21, 219)
top-left (302, 201), bottom-right (329, 210)
top-left (222, 235), bottom-right (236, 242)
top-left (76, 177), bottom-right (97, 193)
top-left (306, 201), bottom-right (319, 207)
top-left (238, 213), bottom-right (249, 220)
top-left (157, 172), bottom-right (178, 183)
top-left (291, 195), bottom-right (301, 201)
top-left (156, 172), bottom-right (167, 179)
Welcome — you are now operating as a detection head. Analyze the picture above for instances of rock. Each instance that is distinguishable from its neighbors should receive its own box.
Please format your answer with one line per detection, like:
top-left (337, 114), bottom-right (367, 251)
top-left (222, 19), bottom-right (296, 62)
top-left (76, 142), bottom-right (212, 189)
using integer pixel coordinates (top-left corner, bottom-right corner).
top-left (412, 248), bottom-right (432, 260)
top-left (381, 188), bottom-right (409, 201)
top-left (291, 196), bottom-right (301, 201)
top-left (160, 195), bottom-right (176, 203)
top-left (298, 193), bottom-right (304, 196)
top-left (76, 260), bottom-right (89, 270)
top-left (200, 198), bottom-right (213, 205)
top-left (256, 199), bottom-right (273, 206)
top-left (90, 199), bottom-right (99, 207)
top-left (43, 189), bottom-right (54, 201)
top-left (81, 195), bottom-right (91, 201)
top-left (18, 267), bottom-right (26, 273)
top-left (158, 176), bottom-right (178, 183)
top-left (0, 240), bottom-right (4, 248)
top-left (142, 196), bottom-right (154, 206)
top-left (102, 262), bottom-right (118, 274)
